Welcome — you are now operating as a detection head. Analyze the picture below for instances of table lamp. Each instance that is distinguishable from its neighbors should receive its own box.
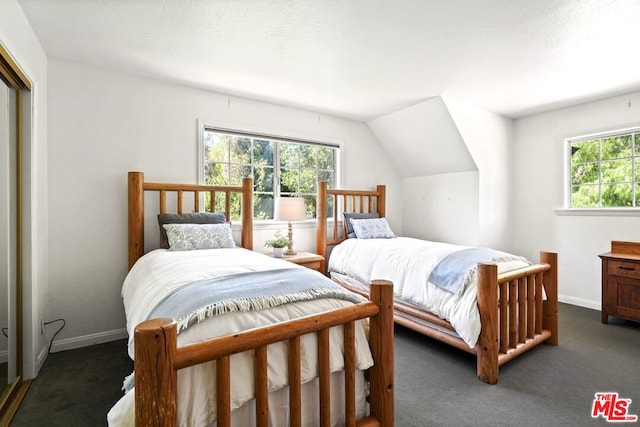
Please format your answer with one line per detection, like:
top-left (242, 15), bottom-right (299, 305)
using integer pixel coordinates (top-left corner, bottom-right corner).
top-left (274, 197), bottom-right (306, 255)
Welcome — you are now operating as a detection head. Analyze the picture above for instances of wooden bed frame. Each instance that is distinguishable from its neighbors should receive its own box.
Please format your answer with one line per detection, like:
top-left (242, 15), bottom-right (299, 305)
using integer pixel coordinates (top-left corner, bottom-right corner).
top-left (316, 181), bottom-right (558, 385)
top-left (126, 171), bottom-right (395, 427)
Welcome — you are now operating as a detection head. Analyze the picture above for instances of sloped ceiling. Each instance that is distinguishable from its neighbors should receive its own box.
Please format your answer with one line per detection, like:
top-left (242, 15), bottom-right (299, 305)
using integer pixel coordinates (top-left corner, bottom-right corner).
top-left (367, 97), bottom-right (476, 178)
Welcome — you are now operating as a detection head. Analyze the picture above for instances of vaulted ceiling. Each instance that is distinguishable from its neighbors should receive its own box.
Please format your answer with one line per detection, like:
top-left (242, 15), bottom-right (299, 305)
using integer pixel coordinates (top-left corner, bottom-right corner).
top-left (17, 0), bottom-right (640, 121)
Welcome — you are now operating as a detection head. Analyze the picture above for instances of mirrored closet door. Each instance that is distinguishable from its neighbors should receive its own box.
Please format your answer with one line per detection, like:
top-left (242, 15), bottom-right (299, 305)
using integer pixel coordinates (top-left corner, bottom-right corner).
top-left (0, 43), bottom-right (31, 424)
top-left (0, 69), bottom-right (15, 402)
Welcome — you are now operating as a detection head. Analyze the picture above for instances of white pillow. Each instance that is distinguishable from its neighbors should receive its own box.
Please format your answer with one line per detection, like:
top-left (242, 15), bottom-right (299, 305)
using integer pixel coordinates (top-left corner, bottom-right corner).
top-left (349, 217), bottom-right (395, 239)
top-left (163, 223), bottom-right (236, 251)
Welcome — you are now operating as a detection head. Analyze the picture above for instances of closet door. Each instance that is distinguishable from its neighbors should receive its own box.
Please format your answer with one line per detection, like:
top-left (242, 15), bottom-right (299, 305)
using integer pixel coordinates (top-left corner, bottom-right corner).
top-left (0, 43), bottom-right (30, 424)
top-left (0, 68), bottom-right (13, 406)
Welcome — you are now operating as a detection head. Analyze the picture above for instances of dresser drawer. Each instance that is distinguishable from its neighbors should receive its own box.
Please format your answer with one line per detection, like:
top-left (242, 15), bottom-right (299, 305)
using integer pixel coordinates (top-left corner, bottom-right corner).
top-left (607, 260), bottom-right (640, 279)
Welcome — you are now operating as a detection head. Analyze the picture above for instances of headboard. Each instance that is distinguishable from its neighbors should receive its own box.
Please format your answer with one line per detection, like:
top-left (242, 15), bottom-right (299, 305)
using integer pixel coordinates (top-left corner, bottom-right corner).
top-left (128, 171), bottom-right (253, 270)
top-left (316, 181), bottom-right (386, 263)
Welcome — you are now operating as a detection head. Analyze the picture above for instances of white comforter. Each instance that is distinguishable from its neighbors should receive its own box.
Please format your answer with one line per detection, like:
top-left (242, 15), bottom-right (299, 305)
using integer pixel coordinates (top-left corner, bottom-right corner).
top-left (108, 248), bottom-right (373, 427)
top-left (328, 237), bottom-right (530, 348)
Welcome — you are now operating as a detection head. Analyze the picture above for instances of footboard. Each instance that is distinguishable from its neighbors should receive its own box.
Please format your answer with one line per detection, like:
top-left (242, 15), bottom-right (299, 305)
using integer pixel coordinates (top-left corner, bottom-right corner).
top-left (134, 280), bottom-right (394, 427)
top-left (476, 251), bottom-right (558, 384)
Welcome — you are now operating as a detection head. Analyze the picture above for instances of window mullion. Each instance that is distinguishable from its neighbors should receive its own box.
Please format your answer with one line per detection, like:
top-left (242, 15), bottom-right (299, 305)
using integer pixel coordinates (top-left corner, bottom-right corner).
top-left (250, 138), bottom-right (255, 193)
top-left (227, 139), bottom-right (232, 185)
top-left (633, 133), bottom-right (637, 207)
top-left (598, 138), bottom-right (603, 207)
top-left (274, 141), bottom-right (281, 198)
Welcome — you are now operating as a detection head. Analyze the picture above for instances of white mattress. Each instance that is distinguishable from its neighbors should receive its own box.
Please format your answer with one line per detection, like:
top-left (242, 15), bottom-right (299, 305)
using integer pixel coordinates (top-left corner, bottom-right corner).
top-left (107, 248), bottom-right (373, 427)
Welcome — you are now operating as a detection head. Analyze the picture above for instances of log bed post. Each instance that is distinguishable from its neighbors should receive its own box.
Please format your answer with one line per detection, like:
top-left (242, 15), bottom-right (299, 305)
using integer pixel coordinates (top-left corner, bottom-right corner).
top-left (476, 263), bottom-right (499, 385)
top-left (376, 185), bottom-right (385, 218)
top-left (541, 251), bottom-right (558, 346)
top-left (135, 318), bottom-right (178, 427)
top-left (241, 177), bottom-right (254, 250)
top-left (316, 181), bottom-right (328, 270)
top-left (128, 171), bottom-right (144, 271)
top-left (367, 280), bottom-right (395, 426)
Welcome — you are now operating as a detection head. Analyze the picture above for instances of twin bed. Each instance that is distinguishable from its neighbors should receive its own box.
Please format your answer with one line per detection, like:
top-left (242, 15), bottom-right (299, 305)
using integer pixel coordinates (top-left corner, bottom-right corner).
top-left (108, 172), bottom-right (394, 427)
top-left (110, 171), bottom-right (558, 426)
top-left (316, 181), bottom-right (558, 385)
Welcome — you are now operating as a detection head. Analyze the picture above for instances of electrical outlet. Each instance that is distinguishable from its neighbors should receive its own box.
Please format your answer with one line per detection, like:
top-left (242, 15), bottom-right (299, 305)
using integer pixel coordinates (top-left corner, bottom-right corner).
top-left (41, 319), bottom-right (45, 334)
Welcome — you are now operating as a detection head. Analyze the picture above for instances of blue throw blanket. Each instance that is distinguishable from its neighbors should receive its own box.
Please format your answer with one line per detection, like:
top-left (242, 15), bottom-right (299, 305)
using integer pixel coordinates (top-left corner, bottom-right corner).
top-left (122, 268), bottom-right (365, 394)
top-left (428, 247), bottom-right (527, 295)
top-left (149, 267), bottom-right (366, 333)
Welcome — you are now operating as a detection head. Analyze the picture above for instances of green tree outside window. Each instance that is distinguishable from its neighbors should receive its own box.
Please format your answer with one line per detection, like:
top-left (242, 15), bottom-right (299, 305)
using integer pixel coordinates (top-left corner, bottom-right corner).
top-left (569, 131), bottom-right (639, 208)
top-left (203, 129), bottom-right (337, 220)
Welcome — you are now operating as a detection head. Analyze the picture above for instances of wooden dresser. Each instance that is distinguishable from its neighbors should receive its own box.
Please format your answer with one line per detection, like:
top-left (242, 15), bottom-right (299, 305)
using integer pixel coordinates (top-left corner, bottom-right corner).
top-left (599, 241), bottom-right (640, 324)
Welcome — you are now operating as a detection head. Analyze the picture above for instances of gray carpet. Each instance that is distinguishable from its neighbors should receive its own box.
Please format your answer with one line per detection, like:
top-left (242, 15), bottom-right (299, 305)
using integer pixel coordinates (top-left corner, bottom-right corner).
top-left (11, 340), bottom-right (133, 426)
top-left (394, 304), bottom-right (640, 426)
top-left (10, 303), bottom-right (640, 426)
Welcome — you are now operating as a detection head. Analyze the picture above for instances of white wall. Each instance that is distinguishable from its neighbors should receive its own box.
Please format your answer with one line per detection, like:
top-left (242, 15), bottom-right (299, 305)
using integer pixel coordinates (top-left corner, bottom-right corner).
top-left (46, 58), bottom-right (402, 350)
top-left (0, 0), bottom-right (48, 378)
top-left (513, 90), bottom-right (640, 309)
top-left (399, 98), bottom-right (513, 248)
top-left (445, 97), bottom-right (514, 251)
top-left (403, 172), bottom-right (479, 246)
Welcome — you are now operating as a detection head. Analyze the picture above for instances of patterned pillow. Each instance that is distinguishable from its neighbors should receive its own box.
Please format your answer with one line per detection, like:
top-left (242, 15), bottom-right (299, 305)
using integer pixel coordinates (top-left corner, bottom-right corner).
top-left (163, 223), bottom-right (236, 251)
top-left (343, 212), bottom-right (380, 238)
top-left (158, 212), bottom-right (227, 249)
top-left (349, 217), bottom-right (395, 239)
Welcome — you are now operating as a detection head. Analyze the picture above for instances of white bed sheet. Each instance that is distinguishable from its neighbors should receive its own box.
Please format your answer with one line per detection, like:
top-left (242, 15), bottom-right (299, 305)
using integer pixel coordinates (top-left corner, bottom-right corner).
top-left (328, 237), bottom-right (530, 348)
top-left (108, 248), bottom-right (373, 427)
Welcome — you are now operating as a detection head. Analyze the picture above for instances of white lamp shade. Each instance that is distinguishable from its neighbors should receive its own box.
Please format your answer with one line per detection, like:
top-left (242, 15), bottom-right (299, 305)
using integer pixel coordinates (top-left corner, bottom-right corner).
top-left (274, 197), bottom-right (306, 221)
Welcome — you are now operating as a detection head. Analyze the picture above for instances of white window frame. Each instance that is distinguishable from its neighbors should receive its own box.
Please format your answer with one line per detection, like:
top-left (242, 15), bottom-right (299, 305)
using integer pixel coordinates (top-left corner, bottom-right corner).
top-left (197, 120), bottom-right (342, 223)
top-left (558, 125), bottom-right (640, 216)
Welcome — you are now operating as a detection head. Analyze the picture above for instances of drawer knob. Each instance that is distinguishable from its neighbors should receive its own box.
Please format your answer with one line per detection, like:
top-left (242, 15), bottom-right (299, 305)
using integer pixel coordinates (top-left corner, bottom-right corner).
top-left (618, 266), bottom-right (635, 271)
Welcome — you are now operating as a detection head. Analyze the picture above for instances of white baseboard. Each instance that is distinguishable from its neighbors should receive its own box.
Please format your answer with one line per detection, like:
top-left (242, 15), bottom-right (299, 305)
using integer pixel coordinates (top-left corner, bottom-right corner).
top-left (36, 328), bottom-right (128, 374)
top-left (49, 328), bottom-right (128, 353)
top-left (558, 294), bottom-right (601, 311)
top-left (36, 344), bottom-right (48, 374)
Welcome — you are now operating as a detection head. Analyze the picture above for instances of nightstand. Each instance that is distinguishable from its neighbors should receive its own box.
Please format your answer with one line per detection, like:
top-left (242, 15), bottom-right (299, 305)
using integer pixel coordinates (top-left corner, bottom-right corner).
top-left (599, 241), bottom-right (640, 324)
top-left (278, 252), bottom-right (324, 272)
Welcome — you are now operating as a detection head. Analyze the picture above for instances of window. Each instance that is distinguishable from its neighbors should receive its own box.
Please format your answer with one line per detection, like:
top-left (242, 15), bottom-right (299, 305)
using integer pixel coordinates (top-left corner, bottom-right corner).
top-left (568, 127), bottom-right (640, 208)
top-left (201, 127), bottom-right (338, 220)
